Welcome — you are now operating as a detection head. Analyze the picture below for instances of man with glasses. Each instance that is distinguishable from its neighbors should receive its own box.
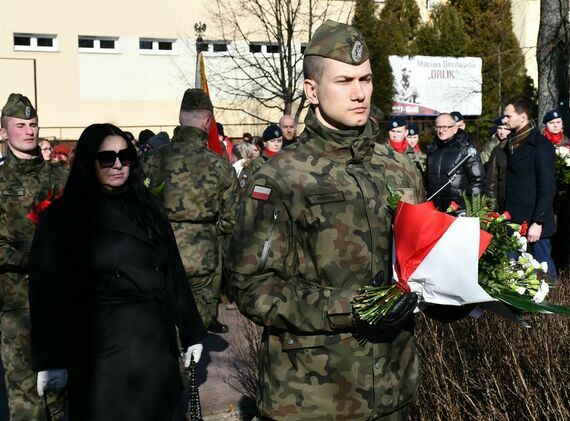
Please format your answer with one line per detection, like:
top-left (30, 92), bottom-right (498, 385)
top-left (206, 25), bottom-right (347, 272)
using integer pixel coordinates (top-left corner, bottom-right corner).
top-left (0, 93), bottom-right (67, 420)
top-left (426, 112), bottom-right (484, 210)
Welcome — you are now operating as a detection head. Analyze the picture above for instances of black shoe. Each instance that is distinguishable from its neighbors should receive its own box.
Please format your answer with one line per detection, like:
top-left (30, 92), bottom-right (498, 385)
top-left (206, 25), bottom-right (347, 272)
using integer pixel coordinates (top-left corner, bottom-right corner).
top-left (207, 317), bottom-right (229, 334)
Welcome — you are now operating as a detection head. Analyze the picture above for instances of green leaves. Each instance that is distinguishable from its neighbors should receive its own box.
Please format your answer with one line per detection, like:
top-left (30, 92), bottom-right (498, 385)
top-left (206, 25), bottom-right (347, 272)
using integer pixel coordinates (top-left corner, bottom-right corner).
top-left (496, 292), bottom-right (570, 315)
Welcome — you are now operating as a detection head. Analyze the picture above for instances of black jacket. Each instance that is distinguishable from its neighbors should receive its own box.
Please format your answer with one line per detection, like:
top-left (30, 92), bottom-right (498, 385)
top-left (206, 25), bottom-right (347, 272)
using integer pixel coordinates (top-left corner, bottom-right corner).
top-left (29, 194), bottom-right (206, 420)
top-left (485, 140), bottom-right (508, 212)
top-left (505, 124), bottom-right (556, 238)
top-left (426, 130), bottom-right (485, 210)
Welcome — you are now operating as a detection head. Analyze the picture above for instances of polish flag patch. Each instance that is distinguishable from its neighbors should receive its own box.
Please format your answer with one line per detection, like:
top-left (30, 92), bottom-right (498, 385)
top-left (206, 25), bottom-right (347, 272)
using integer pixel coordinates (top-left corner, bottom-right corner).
top-left (252, 185), bottom-right (272, 201)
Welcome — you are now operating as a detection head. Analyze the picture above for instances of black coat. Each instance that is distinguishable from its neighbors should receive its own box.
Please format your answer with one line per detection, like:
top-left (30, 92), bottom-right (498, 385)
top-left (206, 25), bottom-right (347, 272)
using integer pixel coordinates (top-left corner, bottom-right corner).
top-left (504, 125), bottom-right (556, 238)
top-left (485, 140), bottom-right (508, 212)
top-left (29, 194), bottom-right (206, 420)
top-left (426, 130), bottom-right (485, 210)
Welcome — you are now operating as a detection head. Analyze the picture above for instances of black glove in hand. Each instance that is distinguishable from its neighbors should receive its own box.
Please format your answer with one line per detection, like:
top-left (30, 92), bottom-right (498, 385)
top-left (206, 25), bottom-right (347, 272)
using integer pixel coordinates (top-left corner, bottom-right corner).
top-left (376, 292), bottom-right (419, 329)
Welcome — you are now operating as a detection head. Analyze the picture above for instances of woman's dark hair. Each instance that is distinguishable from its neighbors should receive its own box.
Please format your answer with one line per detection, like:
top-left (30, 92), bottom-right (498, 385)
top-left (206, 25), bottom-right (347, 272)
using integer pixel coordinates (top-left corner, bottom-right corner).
top-left (64, 123), bottom-right (169, 241)
top-left (252, 136), bottom-right (264, 153)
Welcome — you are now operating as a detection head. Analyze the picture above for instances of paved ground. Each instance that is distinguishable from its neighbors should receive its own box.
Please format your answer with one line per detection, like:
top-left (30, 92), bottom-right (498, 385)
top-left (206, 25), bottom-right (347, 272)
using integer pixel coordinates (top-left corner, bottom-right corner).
top-left (197, 305), bottom-right (256, 420)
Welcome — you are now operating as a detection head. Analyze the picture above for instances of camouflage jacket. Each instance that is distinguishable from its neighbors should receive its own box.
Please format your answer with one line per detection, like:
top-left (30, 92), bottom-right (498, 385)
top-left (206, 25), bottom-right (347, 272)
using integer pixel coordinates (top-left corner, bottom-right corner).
top-left (404, 145), bottom-right (427, 174)
top-left (480, 136), bottom-right (500, 166)
top-left (238, 151), bottom-right (271, 190)
top-left (0, 149), bottom-right (68, 310)
top-left (143, 126), bottom-right (239, 279)
top-left (226, 110), bottom-right (424, 420)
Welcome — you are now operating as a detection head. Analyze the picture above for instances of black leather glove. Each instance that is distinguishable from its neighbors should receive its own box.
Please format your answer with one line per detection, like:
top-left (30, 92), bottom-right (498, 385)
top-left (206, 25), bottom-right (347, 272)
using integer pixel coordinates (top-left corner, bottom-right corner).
top-left (376, 292), bottom-right (419, 329)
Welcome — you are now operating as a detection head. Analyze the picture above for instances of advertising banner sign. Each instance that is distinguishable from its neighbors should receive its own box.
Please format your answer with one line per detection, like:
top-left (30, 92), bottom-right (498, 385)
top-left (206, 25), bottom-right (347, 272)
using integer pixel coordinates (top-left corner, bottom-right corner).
top-left (390, 55), bottom-right (482, 116)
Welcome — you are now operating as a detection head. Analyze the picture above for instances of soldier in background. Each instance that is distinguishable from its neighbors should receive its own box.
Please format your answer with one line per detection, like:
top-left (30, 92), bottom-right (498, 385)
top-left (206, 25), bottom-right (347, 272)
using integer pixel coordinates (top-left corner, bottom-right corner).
top-left (405, 123), bottom-right (427, 178)
top-left (238, 124), bottom-right (283, 190)
top-left (450, 111), bottom-right (466, 131)
top-left (0, 94), bottom-right (67, 420)
top-left (226, 21), bottom-right (424, 419)
top-left (278, 115), bottom-right (297, 148)
top-left (144, 89), bottom-right (239, 334)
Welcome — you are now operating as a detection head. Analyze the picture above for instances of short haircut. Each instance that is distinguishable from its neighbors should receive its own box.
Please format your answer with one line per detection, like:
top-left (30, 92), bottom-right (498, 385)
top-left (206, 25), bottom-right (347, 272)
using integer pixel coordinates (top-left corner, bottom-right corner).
top-left (505, 97), bottom-right (533, 119)
top-left (179, 109), bottom-right (212, 127)
top-left (435, 113), bottom-right (455, 124)
top-left (1, 115), bottom-right (39, 129)
top-left (303, 56), bottom-right (326, 82)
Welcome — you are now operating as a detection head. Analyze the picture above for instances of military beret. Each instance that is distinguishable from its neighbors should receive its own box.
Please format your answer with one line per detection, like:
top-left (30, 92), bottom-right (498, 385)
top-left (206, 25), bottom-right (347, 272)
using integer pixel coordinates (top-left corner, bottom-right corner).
top-left (304, 20), bottom-right (369, 65)
top-left (52, 144), bottom-right (71, 157)
top-left (542, 109), bottom-right (561, 124)
top-left (387, 116), bottom-right (407, 130)
top-left (262, 124), bottom-right (282, 141)
top-left (450, 111), bottom-right (464, 123)
top-left (180, 89), bottom-right (213, 112)
top-left (407, 123), bottom-right (420, 136)
top-left (493, 115), bottom-right (507, 126)
top-left (1, 93), bottom-right (37, 120)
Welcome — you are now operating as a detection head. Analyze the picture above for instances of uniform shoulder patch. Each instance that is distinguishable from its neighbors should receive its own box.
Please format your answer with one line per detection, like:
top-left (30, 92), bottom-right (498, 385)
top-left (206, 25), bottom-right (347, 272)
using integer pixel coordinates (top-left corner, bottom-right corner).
top-left (251, 185), bottom-right (272, 201)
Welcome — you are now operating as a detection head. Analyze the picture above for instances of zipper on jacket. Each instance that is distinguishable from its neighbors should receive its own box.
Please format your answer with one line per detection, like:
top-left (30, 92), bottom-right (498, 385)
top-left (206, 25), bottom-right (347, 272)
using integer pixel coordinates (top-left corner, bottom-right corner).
top-left (258, 208), bottom-right (280, 271)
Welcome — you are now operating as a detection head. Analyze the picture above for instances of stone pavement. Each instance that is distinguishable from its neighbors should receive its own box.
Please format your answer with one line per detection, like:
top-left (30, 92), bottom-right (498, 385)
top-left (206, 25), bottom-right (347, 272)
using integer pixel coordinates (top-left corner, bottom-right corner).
top-left (195, 305), bottom-right (258, 421)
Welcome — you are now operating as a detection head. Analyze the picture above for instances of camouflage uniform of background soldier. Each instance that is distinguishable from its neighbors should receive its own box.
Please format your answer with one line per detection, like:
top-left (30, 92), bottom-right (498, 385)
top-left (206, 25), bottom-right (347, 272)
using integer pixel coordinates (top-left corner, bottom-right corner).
top-left (144, 89), bottom-right (240, 331)
top-left (226, 21), bottom-right (424, 420)
top-left (0, 94), bottom-right (67, 420)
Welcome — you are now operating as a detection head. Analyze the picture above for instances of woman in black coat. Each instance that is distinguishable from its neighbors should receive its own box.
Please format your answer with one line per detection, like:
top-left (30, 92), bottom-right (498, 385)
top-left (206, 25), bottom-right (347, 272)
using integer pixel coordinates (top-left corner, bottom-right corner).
top-left (28, 123), bottom-right (207, 420)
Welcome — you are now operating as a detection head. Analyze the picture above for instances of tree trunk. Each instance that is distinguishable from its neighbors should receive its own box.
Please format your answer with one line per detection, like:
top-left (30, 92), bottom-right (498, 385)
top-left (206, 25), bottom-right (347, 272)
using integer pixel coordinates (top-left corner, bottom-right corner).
top-left (537, 0), bottom-right (569, 129)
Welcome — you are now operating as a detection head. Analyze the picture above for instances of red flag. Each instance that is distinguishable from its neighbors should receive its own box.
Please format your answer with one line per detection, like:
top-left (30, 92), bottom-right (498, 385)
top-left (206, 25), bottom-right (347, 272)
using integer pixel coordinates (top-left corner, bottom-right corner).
top-left (393, 201), bottom-right (492, 289)
top-left (196, 53), bottom-right (224, 157)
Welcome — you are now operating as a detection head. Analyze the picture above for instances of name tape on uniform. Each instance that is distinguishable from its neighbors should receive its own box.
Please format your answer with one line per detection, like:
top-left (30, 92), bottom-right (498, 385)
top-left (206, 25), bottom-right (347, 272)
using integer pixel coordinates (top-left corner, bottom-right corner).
top-left (252, 185), bottom-right (272, 201)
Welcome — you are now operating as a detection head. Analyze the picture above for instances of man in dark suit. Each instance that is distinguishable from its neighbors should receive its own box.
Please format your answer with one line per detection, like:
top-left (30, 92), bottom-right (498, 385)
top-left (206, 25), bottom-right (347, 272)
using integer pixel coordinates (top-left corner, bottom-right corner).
top-left (503, 98), bottom-right (557, 278)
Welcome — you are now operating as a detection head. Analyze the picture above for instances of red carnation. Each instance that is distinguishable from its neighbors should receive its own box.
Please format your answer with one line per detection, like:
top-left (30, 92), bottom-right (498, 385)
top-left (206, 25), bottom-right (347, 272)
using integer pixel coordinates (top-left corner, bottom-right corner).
top-left (520, 221), bottom-right (528, 236)
top-left (446, 201), bottom-right (460, 213)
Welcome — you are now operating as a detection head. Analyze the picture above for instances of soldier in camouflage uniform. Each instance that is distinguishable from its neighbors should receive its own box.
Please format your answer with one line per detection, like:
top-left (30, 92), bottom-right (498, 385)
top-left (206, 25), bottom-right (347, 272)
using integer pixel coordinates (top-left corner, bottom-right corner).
top-left (405, 123), bottom-right (426, 172)
top-left (0, 94), bottom-right (67, 420)
top-left (238, 124), bottom-right (284, 190)
top-left (226, 21), bottom-right (424, 420)
top-left (144, 89), bottom-right (239, 333)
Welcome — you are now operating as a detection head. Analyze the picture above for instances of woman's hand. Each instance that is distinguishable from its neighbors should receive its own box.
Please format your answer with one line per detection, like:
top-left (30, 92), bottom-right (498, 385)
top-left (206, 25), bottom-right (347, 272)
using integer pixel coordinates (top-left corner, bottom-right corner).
top-left (36, 369), bottom-right (68, 396)
top-left (184, 344), bottom-right (204, 366)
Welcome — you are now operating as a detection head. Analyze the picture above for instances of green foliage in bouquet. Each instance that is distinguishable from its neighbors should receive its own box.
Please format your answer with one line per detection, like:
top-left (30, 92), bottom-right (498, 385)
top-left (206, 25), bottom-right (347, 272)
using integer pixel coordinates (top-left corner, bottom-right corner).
top-left (462, 194), bottom-right (569, 316)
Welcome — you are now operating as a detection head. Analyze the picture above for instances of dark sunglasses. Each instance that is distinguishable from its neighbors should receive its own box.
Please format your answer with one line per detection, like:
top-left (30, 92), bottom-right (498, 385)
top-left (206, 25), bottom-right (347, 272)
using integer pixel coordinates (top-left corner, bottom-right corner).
top-left (96, 148), bottom-right (135, 168)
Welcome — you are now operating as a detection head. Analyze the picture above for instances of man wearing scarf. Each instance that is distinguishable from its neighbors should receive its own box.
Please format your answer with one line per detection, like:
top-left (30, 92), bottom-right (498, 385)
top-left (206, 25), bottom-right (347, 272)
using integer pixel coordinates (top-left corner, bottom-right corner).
top-left (503, 99), bottom-right (557, 278)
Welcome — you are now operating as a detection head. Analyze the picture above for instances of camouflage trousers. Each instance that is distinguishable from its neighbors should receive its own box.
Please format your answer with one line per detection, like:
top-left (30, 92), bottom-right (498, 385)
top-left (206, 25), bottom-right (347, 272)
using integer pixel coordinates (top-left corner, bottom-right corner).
top-left (0, 308), bottom-right (66, 421)
top-left (189, 271), bottom-right (222, 327)
top-left (255, 406), bottom-right (409, 421)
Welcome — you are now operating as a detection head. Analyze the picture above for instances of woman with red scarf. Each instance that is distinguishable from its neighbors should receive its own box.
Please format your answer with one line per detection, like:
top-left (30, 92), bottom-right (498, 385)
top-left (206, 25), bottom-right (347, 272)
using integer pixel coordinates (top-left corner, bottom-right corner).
top-left (543, 109), bottom-right (570, 273)
top-left (238, 124), bottom-right (284, 189)
top-left (405, 123), bottom-right (426, 175)
top-left (543, 109), bottom-right (570, 147)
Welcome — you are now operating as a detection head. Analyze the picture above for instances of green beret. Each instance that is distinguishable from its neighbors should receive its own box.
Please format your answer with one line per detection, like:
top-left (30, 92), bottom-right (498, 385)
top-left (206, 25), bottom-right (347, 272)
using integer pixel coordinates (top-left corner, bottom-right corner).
top-left (180, 89), bottom-right (213, 112)
top-left (304, 20), bottom-right (369, 65)
top-left (1, 93), bottom-right (37, 120)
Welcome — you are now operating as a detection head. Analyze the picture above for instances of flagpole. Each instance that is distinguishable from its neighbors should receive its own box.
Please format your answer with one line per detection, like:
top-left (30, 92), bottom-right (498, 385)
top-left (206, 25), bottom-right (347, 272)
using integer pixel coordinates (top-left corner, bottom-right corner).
top-left (194, 22), bottom-right (206, 89)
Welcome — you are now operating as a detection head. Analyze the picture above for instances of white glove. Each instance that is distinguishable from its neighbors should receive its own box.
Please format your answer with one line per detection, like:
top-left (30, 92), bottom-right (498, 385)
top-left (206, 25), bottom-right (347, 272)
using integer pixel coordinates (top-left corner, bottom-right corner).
top-left (184, 343), bottom-right (203, 367)
top-left (37, 369), bottom-right (68, 397)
